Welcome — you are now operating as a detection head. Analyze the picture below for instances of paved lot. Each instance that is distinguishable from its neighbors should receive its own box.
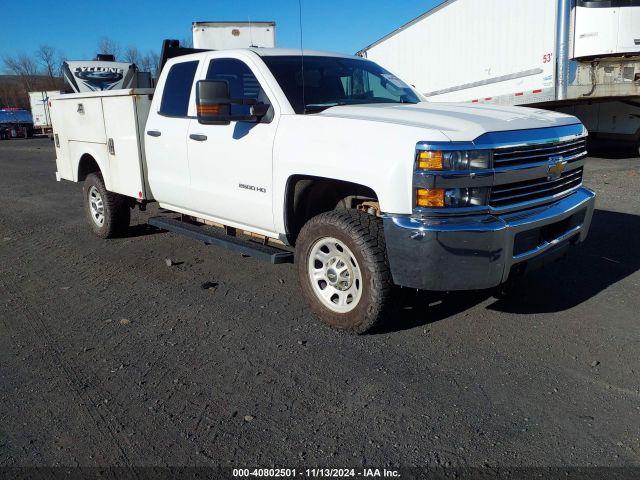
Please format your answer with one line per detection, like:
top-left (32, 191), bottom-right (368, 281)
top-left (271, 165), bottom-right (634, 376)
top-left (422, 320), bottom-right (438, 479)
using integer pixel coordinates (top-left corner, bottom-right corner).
top-left (0, 138), bottom-right (639, 469)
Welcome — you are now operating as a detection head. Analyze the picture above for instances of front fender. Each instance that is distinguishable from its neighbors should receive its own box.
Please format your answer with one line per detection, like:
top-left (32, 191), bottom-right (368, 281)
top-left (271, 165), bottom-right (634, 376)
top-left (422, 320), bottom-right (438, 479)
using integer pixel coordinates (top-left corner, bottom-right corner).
top-left (272, 115), bottom-right (449, 234)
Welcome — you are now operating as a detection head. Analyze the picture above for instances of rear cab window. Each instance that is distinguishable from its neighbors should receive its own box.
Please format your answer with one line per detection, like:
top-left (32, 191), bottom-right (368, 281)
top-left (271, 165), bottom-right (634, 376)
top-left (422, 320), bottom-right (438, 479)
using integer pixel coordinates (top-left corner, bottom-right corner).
top-left (159, 60), bottom-right (199, 117)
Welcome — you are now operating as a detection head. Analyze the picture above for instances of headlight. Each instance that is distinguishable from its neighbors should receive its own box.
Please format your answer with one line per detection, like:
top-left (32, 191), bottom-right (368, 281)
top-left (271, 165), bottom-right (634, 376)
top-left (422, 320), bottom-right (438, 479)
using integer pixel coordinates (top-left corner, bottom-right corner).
top-left (416, 150), bottom-right (491, 170)
top-left (416, 187), bottom-right (489, 208)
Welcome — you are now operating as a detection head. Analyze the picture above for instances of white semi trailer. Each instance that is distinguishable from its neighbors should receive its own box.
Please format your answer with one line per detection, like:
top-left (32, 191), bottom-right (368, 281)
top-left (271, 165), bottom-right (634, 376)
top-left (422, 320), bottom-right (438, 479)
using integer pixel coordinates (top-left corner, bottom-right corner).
top-left (28, 90), bottom-right (60, 136)
top-left (358, 0), bottom-right (640, 152)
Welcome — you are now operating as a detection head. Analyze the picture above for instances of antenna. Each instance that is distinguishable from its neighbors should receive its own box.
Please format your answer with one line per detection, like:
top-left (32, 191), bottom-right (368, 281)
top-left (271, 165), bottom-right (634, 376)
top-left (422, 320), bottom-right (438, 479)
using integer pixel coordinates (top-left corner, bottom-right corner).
top-left (248, 16), bottom-right (255, 47)
top-left (299, 0), bottom-right (306, 113)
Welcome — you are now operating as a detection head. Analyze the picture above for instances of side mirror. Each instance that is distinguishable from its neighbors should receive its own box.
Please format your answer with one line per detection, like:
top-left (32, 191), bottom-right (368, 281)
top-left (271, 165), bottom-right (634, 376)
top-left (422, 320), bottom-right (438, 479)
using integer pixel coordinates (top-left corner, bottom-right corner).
top-left (196, 79), bottom-right (270, 125)
top-left (196, 80), bottom-right (232, 125)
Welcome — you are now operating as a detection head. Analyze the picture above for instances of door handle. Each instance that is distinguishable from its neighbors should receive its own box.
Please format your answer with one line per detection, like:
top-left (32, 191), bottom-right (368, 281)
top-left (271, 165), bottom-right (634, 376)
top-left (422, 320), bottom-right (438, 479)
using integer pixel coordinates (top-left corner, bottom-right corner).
top-left (189, 134), bottom-right (208, 142)
top-left (147, 130), bottom-right (161, 137)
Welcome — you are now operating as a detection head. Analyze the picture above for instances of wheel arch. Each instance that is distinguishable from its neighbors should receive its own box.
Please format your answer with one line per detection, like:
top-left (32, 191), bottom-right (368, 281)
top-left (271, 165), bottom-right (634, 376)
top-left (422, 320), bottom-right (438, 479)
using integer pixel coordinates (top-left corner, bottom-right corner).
top-left (73, 145), bottom-right (111, 190)
top-left (77, 154), bottom-right (101, 181)
top-left (283, 174), bottom-right (379, 246)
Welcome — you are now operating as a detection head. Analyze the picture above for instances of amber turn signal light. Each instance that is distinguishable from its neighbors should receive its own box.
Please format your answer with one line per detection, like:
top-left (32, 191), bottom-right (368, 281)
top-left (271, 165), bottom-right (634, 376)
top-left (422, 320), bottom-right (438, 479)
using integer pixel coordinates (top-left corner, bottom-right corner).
top-left (416, 188), bottom-right (445, 208)
top-left (197, 105), bottom-right (221, 114)
top-left (417, 151), bottom-right (443, 170)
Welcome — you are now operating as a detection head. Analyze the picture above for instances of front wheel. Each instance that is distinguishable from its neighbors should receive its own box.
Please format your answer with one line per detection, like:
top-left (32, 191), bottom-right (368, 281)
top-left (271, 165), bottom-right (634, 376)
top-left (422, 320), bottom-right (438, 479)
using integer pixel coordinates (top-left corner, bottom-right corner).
top-left (295, 210), bottom-right (394, 334)
top-left (83, 173), bottom-right (130, 238)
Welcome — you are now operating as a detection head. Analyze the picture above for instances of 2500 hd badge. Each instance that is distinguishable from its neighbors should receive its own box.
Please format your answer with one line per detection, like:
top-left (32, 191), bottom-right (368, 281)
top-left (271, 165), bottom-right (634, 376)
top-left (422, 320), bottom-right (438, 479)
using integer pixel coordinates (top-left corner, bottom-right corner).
top-left (239, 183), bottom-right (267, 193)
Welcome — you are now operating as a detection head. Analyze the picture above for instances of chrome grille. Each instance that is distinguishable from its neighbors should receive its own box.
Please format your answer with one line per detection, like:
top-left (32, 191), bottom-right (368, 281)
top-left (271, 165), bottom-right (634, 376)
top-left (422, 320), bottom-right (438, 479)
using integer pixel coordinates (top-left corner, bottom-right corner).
top-left (493, 138), bottom-right (587, 168)
top-left (490, 167), bottom-right (583, 209)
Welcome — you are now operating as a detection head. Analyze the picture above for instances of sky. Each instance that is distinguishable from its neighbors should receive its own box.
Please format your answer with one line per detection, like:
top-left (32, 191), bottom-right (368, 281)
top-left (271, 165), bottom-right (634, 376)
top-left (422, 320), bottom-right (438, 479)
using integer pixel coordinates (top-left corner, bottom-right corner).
top-left (0, 0), bottom-right (443, 69)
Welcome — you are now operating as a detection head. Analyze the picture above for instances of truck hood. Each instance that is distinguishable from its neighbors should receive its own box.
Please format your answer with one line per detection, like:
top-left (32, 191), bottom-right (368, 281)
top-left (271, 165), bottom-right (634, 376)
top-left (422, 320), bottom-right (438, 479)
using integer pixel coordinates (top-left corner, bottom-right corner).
top-left (318, 102), bottom-right (581, 142)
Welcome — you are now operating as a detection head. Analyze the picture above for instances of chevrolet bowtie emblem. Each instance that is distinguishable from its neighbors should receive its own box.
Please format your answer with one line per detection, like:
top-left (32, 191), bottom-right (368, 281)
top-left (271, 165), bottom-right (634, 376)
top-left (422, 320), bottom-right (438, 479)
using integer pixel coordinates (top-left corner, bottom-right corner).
top-left (548, 155), bottom-right (567, 181)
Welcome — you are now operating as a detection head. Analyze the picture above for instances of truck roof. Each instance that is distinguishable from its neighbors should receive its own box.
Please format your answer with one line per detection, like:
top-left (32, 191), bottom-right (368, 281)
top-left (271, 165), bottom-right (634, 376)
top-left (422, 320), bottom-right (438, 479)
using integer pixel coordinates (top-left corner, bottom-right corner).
top-left (171, 48), bottom-right (362, 62)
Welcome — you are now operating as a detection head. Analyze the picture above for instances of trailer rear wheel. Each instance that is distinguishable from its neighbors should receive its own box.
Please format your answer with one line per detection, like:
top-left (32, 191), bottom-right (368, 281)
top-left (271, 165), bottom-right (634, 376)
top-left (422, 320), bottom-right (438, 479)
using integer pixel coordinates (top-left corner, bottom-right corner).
top-left (83, 173), bottom-right (130, 238)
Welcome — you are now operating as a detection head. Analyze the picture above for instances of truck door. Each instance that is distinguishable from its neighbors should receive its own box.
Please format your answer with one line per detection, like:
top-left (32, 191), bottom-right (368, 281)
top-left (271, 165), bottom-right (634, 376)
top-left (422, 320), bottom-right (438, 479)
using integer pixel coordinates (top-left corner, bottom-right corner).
top-left (144, 59), bottom-right (200, 210)
top-left (186, 56), bottom-right (277, 234)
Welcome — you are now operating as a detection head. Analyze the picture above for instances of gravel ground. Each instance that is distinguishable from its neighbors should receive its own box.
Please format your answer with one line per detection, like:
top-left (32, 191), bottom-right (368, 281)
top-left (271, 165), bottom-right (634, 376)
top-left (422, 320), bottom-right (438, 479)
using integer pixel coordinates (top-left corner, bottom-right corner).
top-left (0, 138), bottom-right (639, 470)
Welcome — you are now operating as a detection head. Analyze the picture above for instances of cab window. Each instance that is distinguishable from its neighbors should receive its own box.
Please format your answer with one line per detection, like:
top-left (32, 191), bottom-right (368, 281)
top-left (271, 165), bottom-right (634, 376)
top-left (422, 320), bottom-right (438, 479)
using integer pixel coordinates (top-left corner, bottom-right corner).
top-left (206, 58), bottom-right (266, 116)
top-left (159, 60), bottom-right (199, 117)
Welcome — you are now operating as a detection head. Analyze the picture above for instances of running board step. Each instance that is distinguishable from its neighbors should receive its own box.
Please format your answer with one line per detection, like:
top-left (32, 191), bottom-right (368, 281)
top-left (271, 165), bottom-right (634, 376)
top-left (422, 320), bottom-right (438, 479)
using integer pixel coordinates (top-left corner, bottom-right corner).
top-left (148, 217), bottom-right (294, 264)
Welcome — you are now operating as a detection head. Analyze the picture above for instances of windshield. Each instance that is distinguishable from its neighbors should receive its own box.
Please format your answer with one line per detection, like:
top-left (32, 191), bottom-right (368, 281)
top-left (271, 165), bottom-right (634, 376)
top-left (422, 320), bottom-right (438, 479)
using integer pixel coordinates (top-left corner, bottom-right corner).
top-left (261, 55), bottom-right (422, 114)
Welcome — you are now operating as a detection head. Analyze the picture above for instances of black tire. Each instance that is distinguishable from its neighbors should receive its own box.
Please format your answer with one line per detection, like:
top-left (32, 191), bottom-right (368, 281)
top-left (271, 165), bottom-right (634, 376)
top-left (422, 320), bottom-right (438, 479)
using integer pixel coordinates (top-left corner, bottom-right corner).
top-left (295, 209), bottom-right (394, 334)
top-left (83, 173), bottom-right (130, 238)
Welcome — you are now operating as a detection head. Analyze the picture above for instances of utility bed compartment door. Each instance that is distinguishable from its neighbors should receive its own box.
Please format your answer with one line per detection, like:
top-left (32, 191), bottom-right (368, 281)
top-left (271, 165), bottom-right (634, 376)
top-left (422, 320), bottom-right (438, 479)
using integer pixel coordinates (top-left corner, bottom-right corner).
top-left (63, 97), bottom-right (106, 143)
top-left (102, 95), bottom-right (149, 199)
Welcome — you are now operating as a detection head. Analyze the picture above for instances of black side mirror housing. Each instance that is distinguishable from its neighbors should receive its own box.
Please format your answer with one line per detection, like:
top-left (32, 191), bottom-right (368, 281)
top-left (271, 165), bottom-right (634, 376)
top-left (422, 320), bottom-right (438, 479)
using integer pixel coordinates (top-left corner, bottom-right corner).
top-left (196, 79), bottom-right (271, 125)
top-left (196, 80), bottom-right (232, 125)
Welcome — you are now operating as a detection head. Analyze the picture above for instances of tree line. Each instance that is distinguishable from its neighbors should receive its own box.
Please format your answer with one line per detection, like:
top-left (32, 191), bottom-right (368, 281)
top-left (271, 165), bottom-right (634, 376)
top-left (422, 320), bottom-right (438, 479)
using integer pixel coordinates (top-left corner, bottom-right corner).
top-left (1, 37), bottom-right (171, 109)
top-left (95, 37), bottom-right (163, 78)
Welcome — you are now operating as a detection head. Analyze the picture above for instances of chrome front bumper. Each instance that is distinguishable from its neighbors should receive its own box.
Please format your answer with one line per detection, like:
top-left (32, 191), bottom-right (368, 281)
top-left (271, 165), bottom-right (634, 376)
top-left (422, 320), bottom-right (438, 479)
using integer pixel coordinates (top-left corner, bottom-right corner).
top-left (383, 187), bottom-right (596, 291)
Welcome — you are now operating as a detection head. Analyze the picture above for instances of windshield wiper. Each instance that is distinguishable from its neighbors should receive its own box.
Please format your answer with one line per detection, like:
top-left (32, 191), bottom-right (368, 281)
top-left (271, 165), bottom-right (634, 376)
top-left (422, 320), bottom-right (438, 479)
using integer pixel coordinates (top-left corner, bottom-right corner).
top-left (304, 102), bottom-right (348, 114)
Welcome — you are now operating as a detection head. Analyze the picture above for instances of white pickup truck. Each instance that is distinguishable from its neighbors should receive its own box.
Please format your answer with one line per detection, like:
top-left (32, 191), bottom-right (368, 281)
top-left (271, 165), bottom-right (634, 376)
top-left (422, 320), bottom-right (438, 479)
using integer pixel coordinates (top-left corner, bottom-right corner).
top-left (51, 48), bottom-right (596, 334)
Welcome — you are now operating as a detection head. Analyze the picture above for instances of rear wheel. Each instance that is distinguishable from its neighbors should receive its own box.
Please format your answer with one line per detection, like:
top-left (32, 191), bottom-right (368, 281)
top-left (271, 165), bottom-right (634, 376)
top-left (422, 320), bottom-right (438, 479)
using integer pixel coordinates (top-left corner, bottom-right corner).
top-left (83, 173), bottom-right (130, 238)
top-left (296, 209), bottom-right (393, 334)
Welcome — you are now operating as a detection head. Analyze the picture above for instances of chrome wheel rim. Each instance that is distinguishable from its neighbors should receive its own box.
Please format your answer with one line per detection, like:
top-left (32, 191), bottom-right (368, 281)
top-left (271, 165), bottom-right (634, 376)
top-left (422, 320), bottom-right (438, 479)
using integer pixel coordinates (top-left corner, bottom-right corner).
top-left (88, 186), bottom-right (105, 227)
top-left (307, 237), bottom-right (363, 313)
